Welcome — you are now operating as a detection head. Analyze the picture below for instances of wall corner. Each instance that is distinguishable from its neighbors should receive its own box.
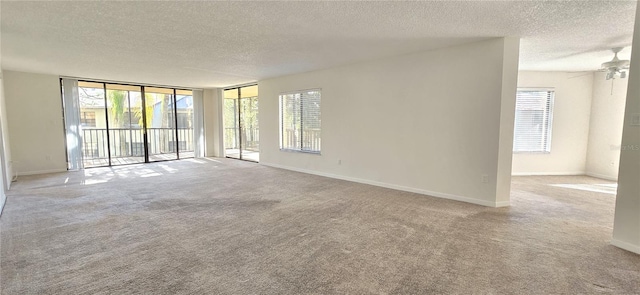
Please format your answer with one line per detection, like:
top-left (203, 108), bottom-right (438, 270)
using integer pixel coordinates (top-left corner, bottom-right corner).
top-left (203, 88), bottom-right (224, 157)
top-left (495, 37), bottom-right (520, 205)
top-left (612, 3), bottom-right (640, 254)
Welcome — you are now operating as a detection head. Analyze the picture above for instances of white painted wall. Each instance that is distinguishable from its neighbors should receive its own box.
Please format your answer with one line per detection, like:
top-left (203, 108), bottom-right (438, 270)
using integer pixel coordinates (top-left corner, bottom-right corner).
top-left (3, 70), bottom-right (67, 175)
top-left (511, 71), bottom-right (593, 175)
top-left (612, 3), bottom-right (640, 255)
top-left (0, 72), bottom-right (10, 215)
top-left (495, 39), bottom-right (521, 204)
top-left (0, 71), bottom-right (13, 188)
top-left (585, 73), bottom-right (628, 180)
top-left (203, 88), bottom-right (224, 157)
top-left (259, 38), bottom-right (519, 207)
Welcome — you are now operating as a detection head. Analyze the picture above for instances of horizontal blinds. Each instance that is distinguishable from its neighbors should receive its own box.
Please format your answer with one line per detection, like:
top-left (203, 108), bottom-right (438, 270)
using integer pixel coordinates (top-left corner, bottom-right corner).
top-left (280, 89), bottom-right (321, 153)
top-left (513, 90), bottom-right (554, 153)
top-left (301, 90), bottom-right (321, 152)
top-left (280, 93), bottom-right (302, 150)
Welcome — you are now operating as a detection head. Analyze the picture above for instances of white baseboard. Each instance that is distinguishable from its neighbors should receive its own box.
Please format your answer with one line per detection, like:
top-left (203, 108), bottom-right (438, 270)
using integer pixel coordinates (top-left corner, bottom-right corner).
top-left (17, 168), bottom-right (67, 176)
top-left (585, 172), bottom-right (618, 181)
top-left (611, 239), bottom-right (640, 255)
top-left (494, 201), bottom-right (511, 207)
top-left (261, 162), bottom-right (508, 208)
top-left (511, 171), bottom-right (585, 176)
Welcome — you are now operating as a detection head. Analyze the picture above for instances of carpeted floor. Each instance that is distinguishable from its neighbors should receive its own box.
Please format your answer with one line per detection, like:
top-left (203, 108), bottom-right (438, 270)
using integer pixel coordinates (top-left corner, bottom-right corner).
top-left (1, 158), bottom-right (638, 294)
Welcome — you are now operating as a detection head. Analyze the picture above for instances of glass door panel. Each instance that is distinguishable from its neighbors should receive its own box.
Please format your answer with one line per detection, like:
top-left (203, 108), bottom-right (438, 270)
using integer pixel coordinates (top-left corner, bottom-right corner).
top-left (224, 89), bottom-right (241, 159)
top-left (67, 81), bottom-right (199, 168)
top-left (106, 84), bottom-right (144, 165)
top-left (77, 81), bottom-right (108, 168)
top-left (223, 85), bottom-right (259, 162)
top-left (175, 89), bottom-right (194, 159)
top-left (239, 85), bottom-right (259, 162)
top-left (144, 87), bottom-right (177, 162)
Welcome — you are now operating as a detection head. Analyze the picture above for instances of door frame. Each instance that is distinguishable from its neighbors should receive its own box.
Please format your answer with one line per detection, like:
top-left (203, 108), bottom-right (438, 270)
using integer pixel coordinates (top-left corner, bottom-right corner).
top-left (223, 84), bottom-right (258, 162)
top-left (71, 79), bottom-right (196, 168)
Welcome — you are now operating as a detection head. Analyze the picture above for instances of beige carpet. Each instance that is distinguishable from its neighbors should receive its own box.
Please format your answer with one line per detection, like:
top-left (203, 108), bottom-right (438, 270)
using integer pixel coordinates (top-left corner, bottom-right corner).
top-left (1, 158), bottom-right (638, 294)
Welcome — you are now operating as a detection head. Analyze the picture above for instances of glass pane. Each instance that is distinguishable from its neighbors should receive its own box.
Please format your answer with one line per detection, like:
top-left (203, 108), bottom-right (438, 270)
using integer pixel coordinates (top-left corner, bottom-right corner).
top-left (144, 87), bottom-right (177, 162)
top-left (176, 91), bottom-right (194, 159)
top-left (281, 93), bottom-right (301, 151)
top-left (240, 85), bottom-right (258, 99)
top-left (224, 89), bottom-right (240, 159)
top-left (301, 90), bottom-right (321, 152)
top-left (240, 86), bottom-right (259, 162)
top-left (78, 83), bottom-right (108, 167)
top-left (513, 90), bottom-right (553, 152)
top-left (106, 85), bottom-right (144, 165)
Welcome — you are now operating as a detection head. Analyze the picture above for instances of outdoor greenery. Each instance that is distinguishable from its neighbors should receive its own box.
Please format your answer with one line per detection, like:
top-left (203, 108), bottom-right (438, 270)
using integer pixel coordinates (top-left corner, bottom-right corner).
top-left (223, 96), bottom-right (259, 150)
top-left (107, 90), bottom-right (126, 128)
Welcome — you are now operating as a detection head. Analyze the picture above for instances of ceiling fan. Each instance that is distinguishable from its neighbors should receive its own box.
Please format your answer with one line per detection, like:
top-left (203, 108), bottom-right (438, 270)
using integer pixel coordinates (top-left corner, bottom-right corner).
top-left (601, 47), bottom-right (630, 80)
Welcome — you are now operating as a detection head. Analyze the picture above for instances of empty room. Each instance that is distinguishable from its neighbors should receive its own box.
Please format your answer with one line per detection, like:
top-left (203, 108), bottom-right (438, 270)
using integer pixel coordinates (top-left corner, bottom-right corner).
top-left (1, 1), bottom-right (639, 294)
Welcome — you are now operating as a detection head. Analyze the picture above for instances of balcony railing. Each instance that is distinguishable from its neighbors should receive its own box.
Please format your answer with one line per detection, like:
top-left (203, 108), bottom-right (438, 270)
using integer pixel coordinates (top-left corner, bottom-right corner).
top-left (224, 127), bottom-right (259, 151)
top-left (81, 128), bottom-right (194, 160)
top-left (282, 129), bottom-right (321, 152)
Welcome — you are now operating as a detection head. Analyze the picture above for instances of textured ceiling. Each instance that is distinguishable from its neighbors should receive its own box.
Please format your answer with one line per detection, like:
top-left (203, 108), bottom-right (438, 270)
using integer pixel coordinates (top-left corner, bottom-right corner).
top-left (0, 1), bottom-right (637, 88)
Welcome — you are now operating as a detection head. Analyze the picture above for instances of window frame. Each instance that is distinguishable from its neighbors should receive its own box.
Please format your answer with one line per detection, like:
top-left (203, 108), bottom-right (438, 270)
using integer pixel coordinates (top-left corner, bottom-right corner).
top-left (279, 88), bottom-right (322, 154)
top-left (513, 88), bottom-right (555, 154)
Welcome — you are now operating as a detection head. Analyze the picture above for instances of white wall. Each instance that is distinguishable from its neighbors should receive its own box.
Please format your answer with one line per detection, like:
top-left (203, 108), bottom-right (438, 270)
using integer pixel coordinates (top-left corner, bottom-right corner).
top-left (259, 38), bottom-right (519, 207)
top-left (612, 3), bottom-right (640, 255)
top-left (585, 73), bottom-right (628, 180)
top-left (203, 88), bottom-right (224, 157)
top-left (0, 72), bottom-right (12, 188)
top-left (0, 72), bottom-right (10, 215)
top-left (3, 70), bottom-right (67, 175)
top-left (512, 71), bottom-right (593, 175)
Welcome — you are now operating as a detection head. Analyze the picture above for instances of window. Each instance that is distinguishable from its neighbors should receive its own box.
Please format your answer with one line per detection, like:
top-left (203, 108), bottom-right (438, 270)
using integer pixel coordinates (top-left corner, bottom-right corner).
top-left (279, 89), bottom-right (321, 153)
top-left (80, 111), bottom-right (96, 127)
top-left (513, 89), bottom-right (554, 153)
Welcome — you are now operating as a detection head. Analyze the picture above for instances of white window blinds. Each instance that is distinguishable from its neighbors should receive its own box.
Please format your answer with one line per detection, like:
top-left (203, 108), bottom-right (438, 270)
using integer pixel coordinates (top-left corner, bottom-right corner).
top-left (513, 89), bottom-right (554, 153)
top-left (280, 89), bottom-right (321, 153)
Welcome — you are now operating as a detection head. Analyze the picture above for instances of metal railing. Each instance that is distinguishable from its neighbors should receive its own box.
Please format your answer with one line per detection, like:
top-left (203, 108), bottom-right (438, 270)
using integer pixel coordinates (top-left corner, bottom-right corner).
top-left (81, 128), bottom-right (194, 160)
top-left (283, 129), bottom-right (321, 152)
top-left (224, 127), bottom-right (259, 151)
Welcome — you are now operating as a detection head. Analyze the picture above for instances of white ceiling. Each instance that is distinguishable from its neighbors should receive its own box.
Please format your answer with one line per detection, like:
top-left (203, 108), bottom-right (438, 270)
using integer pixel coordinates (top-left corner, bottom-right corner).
top-left (0, 1), bottom-right (637, 88)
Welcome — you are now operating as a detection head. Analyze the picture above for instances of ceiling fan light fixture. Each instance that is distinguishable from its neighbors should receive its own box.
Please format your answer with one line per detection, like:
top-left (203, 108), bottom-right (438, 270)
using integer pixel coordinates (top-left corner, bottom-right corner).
top-left (606, 71), bottom-right (615, 80)
top-left (605, 68), bottom-right (626, 80)
top-left (601, 47), bottom-right (630, 80)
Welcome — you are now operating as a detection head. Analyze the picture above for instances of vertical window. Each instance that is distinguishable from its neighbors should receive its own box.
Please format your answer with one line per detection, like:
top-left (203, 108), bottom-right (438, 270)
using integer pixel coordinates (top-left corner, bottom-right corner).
top-left (513, 89), bottom-right (554, 153)
top-left (279, 89), bottom-right (321, 153)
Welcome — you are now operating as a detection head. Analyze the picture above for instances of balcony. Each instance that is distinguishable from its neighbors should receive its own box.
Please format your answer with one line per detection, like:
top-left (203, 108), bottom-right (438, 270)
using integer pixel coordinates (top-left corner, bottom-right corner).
top-left (224, 127), bottom-right (259, 161)
top-left (81, 127), bottom-right (194, 167)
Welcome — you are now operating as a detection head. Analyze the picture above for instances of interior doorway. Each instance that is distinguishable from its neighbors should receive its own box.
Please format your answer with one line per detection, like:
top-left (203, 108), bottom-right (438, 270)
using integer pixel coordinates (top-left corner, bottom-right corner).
top-left (223, 85), bottom-right (259, 162)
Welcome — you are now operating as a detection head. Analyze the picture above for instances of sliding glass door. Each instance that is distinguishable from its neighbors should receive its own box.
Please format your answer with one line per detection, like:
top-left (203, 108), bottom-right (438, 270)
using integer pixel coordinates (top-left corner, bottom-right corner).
top-left (106, 84), bottom-right (144, 165)
top-left (175, 90), bottom-right (195, 159)
top-left (224, 89), bottom-right (240, 159)
top-left (223, 85), bottom-right (259, 162)
top-left (78, 82), bottom-right (108, 168)
top-left (144, 87), bottom-right (178, 162)
top-left (240, 86), bottom-right (259, 161)
top-left (74, 81), bottom-right (195, 167)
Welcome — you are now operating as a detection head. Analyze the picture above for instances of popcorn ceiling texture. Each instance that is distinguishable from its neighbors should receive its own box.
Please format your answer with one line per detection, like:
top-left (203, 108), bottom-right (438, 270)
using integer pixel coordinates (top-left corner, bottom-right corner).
top-left (0, 1), bottom-right (637, 88)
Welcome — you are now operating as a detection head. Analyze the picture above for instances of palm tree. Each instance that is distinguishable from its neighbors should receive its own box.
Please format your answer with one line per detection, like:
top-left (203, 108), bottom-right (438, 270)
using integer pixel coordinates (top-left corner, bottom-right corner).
top-left (107, 90), bottom-right (127, 156)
